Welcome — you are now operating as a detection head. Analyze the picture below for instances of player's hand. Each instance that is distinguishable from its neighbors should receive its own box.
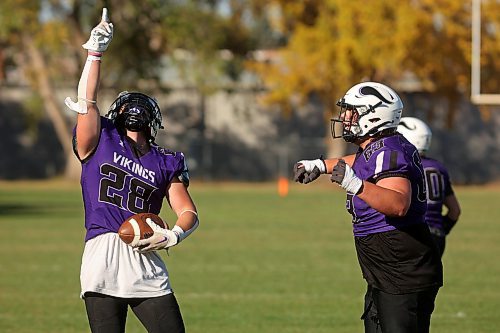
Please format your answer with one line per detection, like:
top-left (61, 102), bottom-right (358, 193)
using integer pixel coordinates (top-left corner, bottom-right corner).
top-left (331, 159), bottom-right (363, 194)
top-left (82, 8), bottom-right (114, 52)
top-left (293, 158), bottom-right (326, 184)
top-left (133, 219), bottom-right (180, 253)
top-left (442, 215), bottom-right (457, 235)
top-left (293, 162), bottom-right (307, 183)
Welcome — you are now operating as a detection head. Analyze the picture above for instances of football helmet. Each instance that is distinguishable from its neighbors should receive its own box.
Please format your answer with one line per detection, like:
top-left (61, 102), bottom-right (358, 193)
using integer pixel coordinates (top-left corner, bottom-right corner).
top-left (397, 117), bottom-right (432, 153)
top-left (106, 91), bottom-right (163, 141)
top-left (331, 82), bottom-right (404, 142)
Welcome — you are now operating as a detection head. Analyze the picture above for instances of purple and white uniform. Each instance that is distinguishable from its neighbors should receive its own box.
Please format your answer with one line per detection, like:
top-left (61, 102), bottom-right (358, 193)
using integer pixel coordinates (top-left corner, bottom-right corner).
top-left (348, 134), bottom-right (427, 237)
top-left (75, 117), bottom-right (189, 298)
top-left (349, 134), bottom-right (442, 294)
top-left (421, 157), bottom-right (454, 236)
top-left (78, 117), bottom-right (187, 242)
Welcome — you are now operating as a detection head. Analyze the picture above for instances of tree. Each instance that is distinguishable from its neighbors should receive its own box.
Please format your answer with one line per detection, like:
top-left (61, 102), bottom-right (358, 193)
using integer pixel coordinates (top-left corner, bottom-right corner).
top-left (0, 0), bottom-right (81, 178)
top-left (0, 0), bottom-right (257, 179)
top-left (247, 0), bottom-right (500, 154)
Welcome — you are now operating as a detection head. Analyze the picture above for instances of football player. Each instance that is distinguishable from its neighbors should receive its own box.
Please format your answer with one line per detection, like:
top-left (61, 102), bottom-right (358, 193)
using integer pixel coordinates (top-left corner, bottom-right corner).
top-left (65, 8), bottom-right (199, 333)
top-left (398, 117), bottom-right (461, 256)
top-left (294, 82), bottom-right (443, 333)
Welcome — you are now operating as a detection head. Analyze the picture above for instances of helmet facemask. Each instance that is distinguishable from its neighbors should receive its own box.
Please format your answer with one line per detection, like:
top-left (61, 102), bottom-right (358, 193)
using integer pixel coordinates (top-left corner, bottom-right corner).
top-left (117, 104), bottom-right (151, 133)
top-left (331, 100), bottom-right (361, 143)
top-left (106, 92), bottom-right (163, 142)
top-left (331, 99), bottom-right (382, 143)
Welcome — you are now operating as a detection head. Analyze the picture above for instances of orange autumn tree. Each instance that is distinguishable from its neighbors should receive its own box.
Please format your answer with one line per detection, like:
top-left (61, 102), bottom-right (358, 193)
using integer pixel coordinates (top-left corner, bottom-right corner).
top-left (248, 0), bottom-right (500, 154)
top-left (248, 0), bottom-right (422, 155)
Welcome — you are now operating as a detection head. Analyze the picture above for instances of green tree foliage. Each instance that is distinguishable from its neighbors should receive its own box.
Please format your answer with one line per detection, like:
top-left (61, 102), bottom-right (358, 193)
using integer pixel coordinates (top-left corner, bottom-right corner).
top-left (160, 1), bottom-right (255, 92)
top-left (0, 0), bottom-right (259, 96)
top-left (0, 0), bottom-right (258, 178)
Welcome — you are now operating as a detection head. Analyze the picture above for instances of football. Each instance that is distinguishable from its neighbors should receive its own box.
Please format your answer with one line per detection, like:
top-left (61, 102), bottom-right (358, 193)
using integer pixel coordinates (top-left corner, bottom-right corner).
top-left (118, 213), bottom-right (169, 246)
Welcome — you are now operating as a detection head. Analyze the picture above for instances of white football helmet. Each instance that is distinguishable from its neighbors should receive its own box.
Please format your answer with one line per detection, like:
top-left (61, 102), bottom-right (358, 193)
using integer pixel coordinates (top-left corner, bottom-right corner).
top-left (397, 117), bottom-right (432, 153)
top-left (331, 82), bottom-right (404, 142)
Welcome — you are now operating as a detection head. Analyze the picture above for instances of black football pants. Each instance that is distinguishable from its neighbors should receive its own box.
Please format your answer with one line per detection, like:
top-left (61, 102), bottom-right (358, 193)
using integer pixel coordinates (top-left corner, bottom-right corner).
top-left (362, 285), bottom-right (439, 333)
top-left (84, 292), bottom-right (185, 333)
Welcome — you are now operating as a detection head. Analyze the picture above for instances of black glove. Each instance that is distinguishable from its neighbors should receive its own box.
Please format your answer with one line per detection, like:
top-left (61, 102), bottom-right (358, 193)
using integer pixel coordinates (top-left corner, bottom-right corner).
top-left (442, 215), bottom-right (457, 235)
top-left (331, 159), bottom-right (347, 185)
top-left (293, 163), bottom-right (307, 183)
top-left (303, 166), bottom-right (322, 184)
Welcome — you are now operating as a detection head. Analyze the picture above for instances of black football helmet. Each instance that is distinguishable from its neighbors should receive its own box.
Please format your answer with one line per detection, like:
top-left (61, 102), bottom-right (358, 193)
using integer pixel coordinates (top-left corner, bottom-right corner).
top-left (106, 91), bottom-right (164, 141)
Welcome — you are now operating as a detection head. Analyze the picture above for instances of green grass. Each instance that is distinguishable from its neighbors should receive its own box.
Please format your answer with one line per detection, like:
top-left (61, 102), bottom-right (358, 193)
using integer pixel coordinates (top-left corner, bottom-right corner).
top-left (0, 180), bottom-right (499, 332)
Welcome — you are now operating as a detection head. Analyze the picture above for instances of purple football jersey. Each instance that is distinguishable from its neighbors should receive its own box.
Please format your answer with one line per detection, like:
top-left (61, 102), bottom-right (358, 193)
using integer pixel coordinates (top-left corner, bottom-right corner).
top-left (348, 134), bottom-right (428, 237)
top-left (76, 117), bottom-right (188, 241)
top-left (421, 157), bottom-right (454, 233)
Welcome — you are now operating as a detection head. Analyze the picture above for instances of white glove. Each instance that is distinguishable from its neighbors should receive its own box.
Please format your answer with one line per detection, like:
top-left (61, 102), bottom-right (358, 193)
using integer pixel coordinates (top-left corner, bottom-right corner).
top-left (82, 8), bottom-right (114, 52)
top-left (293, 158), bottom-right (327, 184)
top-left (331, 159), bottom-right (363, 194)
top-left (134, 218), bottom-right (181, 253)
top-left (297, 159), bottom-right (327, 173)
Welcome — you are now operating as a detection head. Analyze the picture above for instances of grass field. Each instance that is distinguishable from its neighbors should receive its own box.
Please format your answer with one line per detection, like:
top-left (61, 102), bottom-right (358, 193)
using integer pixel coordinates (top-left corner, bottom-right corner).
top-left (0, 180), bottom-right (499, 333)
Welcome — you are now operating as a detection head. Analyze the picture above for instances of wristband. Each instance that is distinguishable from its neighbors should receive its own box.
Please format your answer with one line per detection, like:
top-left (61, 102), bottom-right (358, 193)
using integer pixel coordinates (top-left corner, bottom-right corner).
top-left (87, 55), bottom-right (102, 62)
top-left (171, 225), bottom-right (183, 243)
top-left (319, 154), bottom-right (327, 173)
top-left (341, 164), bottom-right (363, 194)
top-left (87, 51), bottom-right (102, 62)
top-left (173, 210), bottom-right (199, 242)
top-left (87, 51), bottom-right (103, 57)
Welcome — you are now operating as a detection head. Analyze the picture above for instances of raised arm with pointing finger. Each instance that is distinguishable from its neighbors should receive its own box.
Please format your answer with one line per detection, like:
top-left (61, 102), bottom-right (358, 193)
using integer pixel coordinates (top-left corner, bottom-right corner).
top-left (65, 8), bottom-right (113, 160)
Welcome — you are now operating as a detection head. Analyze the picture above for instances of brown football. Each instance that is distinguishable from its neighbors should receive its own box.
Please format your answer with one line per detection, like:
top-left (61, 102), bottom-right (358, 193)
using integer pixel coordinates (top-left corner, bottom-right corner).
top-left (118, 213), bottom-right (169, 246)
